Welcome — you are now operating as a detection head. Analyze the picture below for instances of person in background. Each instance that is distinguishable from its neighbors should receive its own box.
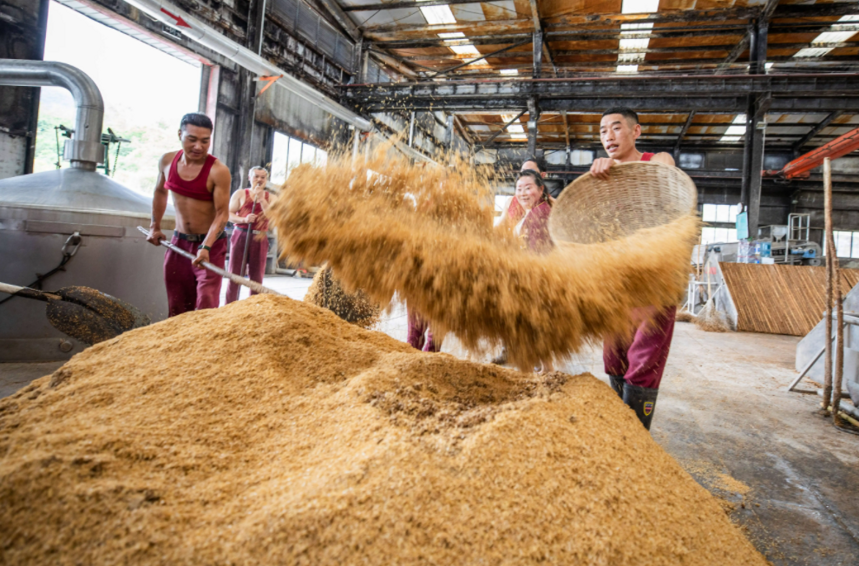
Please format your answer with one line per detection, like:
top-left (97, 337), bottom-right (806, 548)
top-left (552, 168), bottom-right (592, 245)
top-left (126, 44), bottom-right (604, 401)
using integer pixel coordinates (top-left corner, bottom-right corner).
top-left (493, 157), bottom-right (550, 365)
top-left (225, 166), bottom-right (272, 303)
top-left (497, 156), bottom-right (548, 231)
top-left (407, 310), bottom-right (438, 353)
top-left (590, 106), bottom-right (676, 432)
top-left (512, 170), bottom-right (554, 255)
top-left (495, 170), bottom-right (554, 372)
top-left (146, 112), bottom-right (231, 317)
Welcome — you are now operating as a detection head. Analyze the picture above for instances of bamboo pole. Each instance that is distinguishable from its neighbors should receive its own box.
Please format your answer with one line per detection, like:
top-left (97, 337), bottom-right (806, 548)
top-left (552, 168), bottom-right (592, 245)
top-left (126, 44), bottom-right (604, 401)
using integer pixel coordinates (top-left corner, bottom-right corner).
top-left (834, 280), bottom-right (845, 426)
top-left (823, 157), bottom-right (834, 412)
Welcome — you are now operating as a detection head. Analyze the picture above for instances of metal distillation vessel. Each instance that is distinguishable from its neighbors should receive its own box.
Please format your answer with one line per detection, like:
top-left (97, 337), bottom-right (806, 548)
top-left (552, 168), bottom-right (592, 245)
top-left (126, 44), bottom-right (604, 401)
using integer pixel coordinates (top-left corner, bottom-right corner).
top-left (0, 59), bottom-right (175, 362)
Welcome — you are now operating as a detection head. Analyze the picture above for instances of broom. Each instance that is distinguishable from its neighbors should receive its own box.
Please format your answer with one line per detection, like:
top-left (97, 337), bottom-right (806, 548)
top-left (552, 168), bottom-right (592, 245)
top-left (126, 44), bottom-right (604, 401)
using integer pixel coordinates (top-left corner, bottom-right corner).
top-left (694, 258), bottom-right (729, 332)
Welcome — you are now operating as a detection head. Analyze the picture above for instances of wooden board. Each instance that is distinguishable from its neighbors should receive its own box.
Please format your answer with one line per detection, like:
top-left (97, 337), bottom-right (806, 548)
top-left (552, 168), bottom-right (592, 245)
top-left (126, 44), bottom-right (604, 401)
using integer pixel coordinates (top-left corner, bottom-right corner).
top-left (719, 263), bottom-right (859, 336)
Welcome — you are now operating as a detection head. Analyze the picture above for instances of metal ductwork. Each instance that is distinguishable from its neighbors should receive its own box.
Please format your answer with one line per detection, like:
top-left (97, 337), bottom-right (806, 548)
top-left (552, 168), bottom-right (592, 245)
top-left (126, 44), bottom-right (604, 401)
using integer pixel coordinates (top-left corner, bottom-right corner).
top-left (0, 60), bottom-right (174, 362)
top-left (0, 60), bottom-right (105, 170)
top-left (122, 0), bottom-right (373, 132)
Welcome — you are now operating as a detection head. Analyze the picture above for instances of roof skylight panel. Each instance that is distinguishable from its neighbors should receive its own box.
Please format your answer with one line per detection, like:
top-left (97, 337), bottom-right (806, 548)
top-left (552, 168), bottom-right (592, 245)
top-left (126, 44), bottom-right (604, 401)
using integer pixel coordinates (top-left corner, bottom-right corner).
top-left (794, 15), bottom-right (859, 58)
top-left (719, 114), bottom-right (747, 144)
top-left (616, 1), bottom-right (660, 73)
top-left (420, 3), bottom-right (457, 25)
top-left (437, 31), bottom-right (479, 57)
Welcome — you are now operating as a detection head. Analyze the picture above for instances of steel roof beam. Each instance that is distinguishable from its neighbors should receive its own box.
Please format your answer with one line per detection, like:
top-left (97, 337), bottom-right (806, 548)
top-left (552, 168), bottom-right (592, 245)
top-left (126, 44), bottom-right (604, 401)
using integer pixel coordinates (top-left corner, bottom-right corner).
top-left (346, 74), bottom-right (859, 99)
top-left (479, 109), bottom-right (528, 146)
top-left (792, 111), bottom-right (844, 155)
top-left (352, 96), bottom-right (859, 114)
top-left (315, 0), bottom-right (362, 43)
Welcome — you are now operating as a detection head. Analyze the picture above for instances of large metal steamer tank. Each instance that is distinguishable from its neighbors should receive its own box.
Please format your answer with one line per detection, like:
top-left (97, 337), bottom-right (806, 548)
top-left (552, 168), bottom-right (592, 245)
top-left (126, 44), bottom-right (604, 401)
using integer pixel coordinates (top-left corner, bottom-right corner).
top-left (0, 60), bottom-right (174, 362)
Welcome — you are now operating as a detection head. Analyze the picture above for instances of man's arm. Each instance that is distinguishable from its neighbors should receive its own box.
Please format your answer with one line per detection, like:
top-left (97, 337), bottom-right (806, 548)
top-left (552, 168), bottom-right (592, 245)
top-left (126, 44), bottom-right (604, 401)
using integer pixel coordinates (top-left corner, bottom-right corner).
top-left (228, 190), bottom-right (250, 224)
top-left (146, 153), bottom-right (173, 246)
top-left (255, 191), bottom-right (272, 214)
top-left (194, 162), bottom-right (232, 266)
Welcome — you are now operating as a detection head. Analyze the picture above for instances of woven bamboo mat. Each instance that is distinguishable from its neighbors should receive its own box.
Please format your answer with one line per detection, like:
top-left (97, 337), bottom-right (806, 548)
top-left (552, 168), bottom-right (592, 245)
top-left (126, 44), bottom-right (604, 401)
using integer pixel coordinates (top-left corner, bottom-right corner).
top-left (720, 263), bottom-right (859, 336)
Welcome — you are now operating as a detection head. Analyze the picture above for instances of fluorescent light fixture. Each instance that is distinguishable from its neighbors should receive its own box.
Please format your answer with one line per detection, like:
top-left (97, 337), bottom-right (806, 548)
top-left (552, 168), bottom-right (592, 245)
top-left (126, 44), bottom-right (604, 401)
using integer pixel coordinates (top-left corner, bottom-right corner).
top-left (438, 32), bottom-right (465, 39)
top-left (500, 69), bottom-right (518, 75)
top-left (507, 124), bottom-right (525, 134)
top-left (794, 15), bottom-right (859, 58)
top-left (420, 4), bottom-right (456, 25)
top-left (719, 114), bottom-right (746, 143)
top-left (510, 133), bottom-right (527, 140)
top-left (618, 64), bottom-right (639, 73)
top-left (621, 0), bottom-right (659, 14)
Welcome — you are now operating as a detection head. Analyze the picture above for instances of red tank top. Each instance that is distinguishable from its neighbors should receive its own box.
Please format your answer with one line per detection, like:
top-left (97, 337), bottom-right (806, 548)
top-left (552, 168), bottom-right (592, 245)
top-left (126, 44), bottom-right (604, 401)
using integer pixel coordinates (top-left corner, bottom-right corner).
top-left (236, 189), bottom-right (270, 232)
top-left (165, 151), bottom-right (217, 201)
top-left (641, 152), bottom-right (655, 161)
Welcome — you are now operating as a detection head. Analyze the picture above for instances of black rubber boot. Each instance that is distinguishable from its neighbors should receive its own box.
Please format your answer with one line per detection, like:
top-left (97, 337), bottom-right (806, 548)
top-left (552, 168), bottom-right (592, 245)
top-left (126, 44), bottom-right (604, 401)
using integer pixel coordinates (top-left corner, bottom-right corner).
top-left (622, 383), bottom-right (659, 431)
top-left (608, 375), bottom-right (625, 399)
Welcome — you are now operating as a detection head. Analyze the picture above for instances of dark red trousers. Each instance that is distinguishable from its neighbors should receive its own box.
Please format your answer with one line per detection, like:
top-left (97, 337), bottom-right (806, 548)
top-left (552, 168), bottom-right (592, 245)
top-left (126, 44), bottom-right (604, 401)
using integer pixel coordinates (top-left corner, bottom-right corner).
top-left (603, 305), bottom-right (677, 389)
top-left (164, 235), bottom-right (227, 317)
top-left (407, 309), bottom-right (439, 352)
top-left (225, 229), bottom-right (269, 304)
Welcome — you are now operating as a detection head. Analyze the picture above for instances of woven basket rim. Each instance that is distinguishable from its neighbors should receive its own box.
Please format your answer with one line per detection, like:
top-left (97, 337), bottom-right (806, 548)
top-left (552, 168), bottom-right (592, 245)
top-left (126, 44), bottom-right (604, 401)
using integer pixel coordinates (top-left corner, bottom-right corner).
top-left (555, 160), bottom-right (696, 201)
top-left (548, 161), bottom-right (697, 244)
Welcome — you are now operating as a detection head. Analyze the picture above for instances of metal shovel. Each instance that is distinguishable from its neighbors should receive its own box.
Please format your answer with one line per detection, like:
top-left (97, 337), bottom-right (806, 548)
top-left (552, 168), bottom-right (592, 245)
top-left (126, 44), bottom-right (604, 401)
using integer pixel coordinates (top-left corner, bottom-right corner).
top-left (137, 226), bottom-right (281, 296)
top-left (0, 282), bottom-right (150, 345)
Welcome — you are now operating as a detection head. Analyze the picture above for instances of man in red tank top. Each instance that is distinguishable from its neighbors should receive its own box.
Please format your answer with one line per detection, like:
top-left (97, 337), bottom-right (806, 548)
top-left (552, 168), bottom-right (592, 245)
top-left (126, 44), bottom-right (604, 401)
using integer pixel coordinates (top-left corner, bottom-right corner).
top-left (146, 113), bottom-right (232, 317)
top-left (590, 107), bottom-right (677, 432)
top-left (225, 166), bottom-right (272, 303)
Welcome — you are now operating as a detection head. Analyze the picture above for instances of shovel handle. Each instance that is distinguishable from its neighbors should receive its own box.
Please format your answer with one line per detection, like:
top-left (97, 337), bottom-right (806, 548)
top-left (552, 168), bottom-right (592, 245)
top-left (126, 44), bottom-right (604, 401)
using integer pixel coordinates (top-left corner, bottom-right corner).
top-left (137, 227), bottom-right (281, 297)
top-left (0, 282), bottom-right (61, 301)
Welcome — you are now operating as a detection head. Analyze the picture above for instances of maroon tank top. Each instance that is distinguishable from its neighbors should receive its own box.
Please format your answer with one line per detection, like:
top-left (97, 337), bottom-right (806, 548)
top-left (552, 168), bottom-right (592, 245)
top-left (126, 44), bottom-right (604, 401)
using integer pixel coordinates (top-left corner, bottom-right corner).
top-left (236, 189), bottom-right (270, 232)
top-left (165, 151), bottom-right (217, 201)
top-left (641, 152), bottom-right (655, 161)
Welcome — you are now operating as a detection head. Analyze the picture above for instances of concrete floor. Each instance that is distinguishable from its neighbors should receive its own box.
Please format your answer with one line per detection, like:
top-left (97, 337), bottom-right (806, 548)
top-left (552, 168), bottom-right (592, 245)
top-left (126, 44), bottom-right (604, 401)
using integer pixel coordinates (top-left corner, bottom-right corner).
top-left (2, 274), bottom-right (857, 565)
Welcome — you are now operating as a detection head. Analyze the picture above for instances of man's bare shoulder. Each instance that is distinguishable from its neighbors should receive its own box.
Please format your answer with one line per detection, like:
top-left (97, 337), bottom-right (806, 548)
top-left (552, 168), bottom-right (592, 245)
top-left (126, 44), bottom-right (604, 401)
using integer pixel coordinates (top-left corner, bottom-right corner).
top-left (650, 152), bottom-right (675, 167)
top-left (210, 158), bottom-right (230, 176)
top-left (159, 151), bottom-right (179, 169)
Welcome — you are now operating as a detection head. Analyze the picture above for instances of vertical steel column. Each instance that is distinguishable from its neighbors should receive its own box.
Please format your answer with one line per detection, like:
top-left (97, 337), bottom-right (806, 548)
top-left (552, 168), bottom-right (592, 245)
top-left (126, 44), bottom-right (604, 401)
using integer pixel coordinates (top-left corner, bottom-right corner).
top-left (234, 67), bottom-right (258, 192)
top-left (746, 14), bottom-right (770, 238)
top-left (198, 65), bottom-right (212, 113)
top-left (740, 96), bottom-right (754, 210)
top-left (527, 98), bottom-right (539, 156)
top-left (748, 111), bottom-right (766, 239)
top-left (754, 17), bottom-right (769, 75)
top-left (24, 0), bottom-right (51, 175)
top-left (532, 32), bottom-right (543, 79)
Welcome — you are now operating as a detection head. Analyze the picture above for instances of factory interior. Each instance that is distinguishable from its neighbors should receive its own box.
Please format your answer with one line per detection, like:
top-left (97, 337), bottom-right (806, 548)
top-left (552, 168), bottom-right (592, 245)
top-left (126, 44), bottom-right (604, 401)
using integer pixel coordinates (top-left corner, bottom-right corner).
top-left (2, 0), bottom-right (859, 564)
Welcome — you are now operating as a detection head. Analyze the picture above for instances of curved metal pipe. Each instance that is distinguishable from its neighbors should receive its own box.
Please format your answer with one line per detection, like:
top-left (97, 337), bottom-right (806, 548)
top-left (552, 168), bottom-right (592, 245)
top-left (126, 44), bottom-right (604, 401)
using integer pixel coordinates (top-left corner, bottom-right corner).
top-left (0, 59), bottom-right (104, 171)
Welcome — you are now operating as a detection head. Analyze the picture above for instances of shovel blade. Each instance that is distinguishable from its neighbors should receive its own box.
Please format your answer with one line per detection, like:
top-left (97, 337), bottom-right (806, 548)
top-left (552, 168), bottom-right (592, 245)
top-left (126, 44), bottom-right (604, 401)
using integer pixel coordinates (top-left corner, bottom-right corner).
top-left (45, 286), bottom-right (151, 345)
top-left (46, 300), bottom-right (124, 345)
top-left (56, 287), bottom-right (151, 331)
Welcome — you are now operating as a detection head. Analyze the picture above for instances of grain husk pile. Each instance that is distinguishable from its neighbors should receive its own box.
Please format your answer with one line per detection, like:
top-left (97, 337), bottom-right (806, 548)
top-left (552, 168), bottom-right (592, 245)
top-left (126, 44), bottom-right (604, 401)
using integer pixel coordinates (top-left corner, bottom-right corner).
top-left (270, 144), bottom-right (699, 370)
top-left (0, 295), bottom-right (767, 565)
